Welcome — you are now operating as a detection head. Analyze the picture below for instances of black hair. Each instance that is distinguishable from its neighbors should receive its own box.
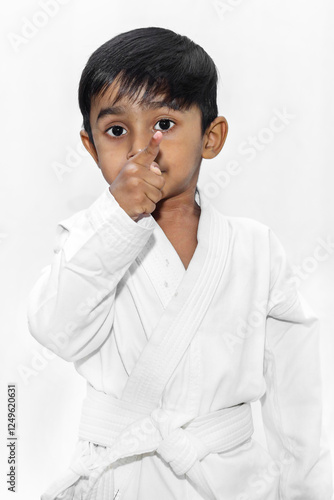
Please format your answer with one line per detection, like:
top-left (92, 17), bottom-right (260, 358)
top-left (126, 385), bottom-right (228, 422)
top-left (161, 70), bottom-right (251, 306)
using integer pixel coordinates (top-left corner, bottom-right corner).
top-left (78, 27), bottom-right (219, 146)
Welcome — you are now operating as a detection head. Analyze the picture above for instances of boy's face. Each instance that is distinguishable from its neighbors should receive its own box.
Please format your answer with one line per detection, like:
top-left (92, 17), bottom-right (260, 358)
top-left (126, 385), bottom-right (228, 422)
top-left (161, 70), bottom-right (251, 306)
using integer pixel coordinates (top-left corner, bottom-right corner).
top-left (81, 80), bottom-right (227, 201)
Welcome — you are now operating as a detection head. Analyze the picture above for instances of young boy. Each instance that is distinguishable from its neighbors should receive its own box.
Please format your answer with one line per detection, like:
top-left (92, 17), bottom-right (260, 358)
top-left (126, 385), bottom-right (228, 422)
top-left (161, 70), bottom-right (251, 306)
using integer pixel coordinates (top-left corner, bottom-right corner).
top-left (27, 27), bottom-right (332, 500)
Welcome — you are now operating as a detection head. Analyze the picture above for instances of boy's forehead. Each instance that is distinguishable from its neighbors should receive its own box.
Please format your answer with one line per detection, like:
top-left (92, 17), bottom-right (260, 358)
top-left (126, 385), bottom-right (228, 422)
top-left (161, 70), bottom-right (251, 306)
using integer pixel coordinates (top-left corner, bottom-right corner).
top-left (92, 81), bottom-right (168, 115)
top-left (90, 80), bottom-right (199, 124)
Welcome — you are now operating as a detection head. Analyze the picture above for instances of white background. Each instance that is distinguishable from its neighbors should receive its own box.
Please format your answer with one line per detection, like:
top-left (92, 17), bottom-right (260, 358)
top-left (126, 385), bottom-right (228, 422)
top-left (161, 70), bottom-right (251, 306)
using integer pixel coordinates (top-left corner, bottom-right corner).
top-left (1, 0), bottom-right (334, 498)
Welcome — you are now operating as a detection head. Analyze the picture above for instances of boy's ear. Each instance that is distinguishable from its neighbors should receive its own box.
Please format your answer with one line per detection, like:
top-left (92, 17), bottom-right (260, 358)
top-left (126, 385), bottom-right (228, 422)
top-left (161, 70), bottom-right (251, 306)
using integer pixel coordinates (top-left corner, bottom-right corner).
top-left (202, 117), bottom-right (228, 159)
top-left (80, 130), bottom-right (100, 166)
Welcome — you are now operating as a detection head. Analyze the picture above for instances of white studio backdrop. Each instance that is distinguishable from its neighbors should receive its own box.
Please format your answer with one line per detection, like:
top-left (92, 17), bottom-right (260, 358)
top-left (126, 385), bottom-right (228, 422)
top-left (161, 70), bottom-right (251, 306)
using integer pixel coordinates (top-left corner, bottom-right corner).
top-left (1, 0), bottom-right (333, 498)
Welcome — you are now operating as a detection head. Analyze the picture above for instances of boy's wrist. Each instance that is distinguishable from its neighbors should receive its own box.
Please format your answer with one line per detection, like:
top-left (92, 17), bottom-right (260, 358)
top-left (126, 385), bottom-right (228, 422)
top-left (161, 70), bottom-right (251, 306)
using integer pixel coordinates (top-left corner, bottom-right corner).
top-left (108, 186), bottom-right (138, 222)
top-left (87, 187), bottom-right (155, 234)
top-left (108, 185), bottom-right (149, 223)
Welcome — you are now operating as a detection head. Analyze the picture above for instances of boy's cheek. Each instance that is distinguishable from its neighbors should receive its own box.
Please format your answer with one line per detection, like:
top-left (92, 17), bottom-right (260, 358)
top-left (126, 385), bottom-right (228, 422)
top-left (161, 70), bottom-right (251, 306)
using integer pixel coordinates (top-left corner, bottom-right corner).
top-left (99, 161), bottom-right (121, 184)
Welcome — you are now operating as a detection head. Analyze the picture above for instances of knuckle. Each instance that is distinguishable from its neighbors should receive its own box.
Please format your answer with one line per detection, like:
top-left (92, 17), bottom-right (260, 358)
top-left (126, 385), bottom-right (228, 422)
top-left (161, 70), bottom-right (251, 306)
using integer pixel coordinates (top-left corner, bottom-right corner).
top-left (130, 176), bottom-right (140, 189)
top-left (133, 191), bottom-right (144, 206)
top-left (125, 163), bottom-right (139, 176)
top-left (148, 201), bottom-right (156, 213)
top-left (145, 146), bottom-right (152, 156)
top-left (142, 198), bottom-right (155, 214)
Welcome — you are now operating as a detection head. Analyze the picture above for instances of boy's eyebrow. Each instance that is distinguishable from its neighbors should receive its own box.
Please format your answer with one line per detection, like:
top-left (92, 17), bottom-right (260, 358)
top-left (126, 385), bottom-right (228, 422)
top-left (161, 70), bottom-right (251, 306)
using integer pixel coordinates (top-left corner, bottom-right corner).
top-left (96, 100), bottom-right (181, 124)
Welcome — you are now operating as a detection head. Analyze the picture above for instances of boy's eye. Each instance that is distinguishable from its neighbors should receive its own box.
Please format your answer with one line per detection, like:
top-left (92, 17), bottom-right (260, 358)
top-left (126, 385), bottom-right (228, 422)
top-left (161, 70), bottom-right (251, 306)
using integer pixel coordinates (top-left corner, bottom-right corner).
top-left (106, 125), bottom-right (127, 137)
top-left (154, 119), bottom-right (175, 132)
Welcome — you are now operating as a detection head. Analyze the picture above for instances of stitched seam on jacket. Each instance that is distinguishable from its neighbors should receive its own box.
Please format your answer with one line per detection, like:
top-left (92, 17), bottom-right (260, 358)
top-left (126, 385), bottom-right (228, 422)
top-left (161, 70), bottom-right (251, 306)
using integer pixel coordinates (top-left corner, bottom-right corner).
top-left (265, 345), bottom-right (295, 499)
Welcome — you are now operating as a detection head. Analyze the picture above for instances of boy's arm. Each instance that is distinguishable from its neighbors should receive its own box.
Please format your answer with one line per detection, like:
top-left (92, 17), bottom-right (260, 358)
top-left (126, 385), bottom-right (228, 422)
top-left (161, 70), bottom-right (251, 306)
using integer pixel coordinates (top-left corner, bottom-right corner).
top-left (27, 187), bottom-right (155, 362)
top-left (27, 131), bottom-right (164, 363)
top-left (260, 229), bottom-right (333, 499)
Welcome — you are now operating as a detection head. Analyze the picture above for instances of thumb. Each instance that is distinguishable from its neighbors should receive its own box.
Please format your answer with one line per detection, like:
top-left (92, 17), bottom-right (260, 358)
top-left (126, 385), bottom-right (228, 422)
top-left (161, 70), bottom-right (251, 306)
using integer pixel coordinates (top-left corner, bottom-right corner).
top-left (150, 162), bottom-right (162, 175)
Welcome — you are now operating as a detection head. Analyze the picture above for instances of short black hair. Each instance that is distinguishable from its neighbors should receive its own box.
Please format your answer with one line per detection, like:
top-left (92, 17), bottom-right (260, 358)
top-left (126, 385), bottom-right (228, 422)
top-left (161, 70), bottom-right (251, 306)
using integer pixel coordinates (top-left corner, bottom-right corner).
top-left (78, 27), bottom-right (219, 146)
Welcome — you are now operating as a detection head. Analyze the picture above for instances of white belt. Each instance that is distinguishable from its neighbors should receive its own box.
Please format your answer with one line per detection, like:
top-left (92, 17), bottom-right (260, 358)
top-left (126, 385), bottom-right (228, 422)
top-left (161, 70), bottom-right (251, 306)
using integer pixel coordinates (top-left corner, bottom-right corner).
top-left (42, 383), bottom-right (254, 500)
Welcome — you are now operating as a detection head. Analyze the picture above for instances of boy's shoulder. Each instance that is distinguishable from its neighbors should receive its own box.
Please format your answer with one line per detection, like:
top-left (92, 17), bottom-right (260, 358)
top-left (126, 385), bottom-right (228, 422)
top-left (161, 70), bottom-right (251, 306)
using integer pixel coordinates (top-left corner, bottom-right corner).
top-left (210, 204), bottom-right (272, 241)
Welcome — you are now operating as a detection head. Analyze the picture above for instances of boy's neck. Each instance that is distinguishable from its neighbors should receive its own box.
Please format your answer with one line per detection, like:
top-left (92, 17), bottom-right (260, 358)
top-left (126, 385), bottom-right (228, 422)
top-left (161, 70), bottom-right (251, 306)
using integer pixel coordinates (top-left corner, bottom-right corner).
top-left (152, 188), bottom-right (201, 225)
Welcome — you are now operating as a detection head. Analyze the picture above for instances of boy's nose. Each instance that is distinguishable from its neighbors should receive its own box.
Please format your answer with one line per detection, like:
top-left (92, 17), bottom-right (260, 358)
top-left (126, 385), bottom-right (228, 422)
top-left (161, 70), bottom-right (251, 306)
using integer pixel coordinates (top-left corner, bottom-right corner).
top-left (127, 133), bottom-right (154, 160)
top-left (127, 148), bottom-right (143, 159)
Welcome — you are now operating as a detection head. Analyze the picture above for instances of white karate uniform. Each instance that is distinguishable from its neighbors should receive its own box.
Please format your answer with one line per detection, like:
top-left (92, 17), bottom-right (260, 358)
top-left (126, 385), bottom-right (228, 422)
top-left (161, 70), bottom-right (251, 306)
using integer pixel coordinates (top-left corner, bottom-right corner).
top-left (27, 186), bottom-right (333, 500)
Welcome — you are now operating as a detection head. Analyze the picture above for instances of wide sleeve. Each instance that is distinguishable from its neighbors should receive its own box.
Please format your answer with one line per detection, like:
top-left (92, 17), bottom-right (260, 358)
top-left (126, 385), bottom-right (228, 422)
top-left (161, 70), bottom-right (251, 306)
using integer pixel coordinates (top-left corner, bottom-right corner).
top-left (27, 187), bottom-right (155, 363)
top-left (260, 229), bottom-right (333, 499)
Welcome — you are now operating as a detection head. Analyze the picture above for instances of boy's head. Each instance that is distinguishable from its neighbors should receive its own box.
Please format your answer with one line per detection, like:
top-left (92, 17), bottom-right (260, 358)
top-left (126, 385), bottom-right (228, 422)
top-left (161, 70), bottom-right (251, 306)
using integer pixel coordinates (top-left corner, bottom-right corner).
top-left (78, 27), bottom-right (228, 199)
top-left (79, 27), bottom-right (220, 146)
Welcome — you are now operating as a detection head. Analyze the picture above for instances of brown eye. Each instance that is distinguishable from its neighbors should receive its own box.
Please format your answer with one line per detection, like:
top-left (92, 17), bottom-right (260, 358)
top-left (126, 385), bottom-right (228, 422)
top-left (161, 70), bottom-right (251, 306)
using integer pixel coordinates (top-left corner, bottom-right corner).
top-left (107, 125), bottom-right (126, 137)
top-left (154, 119), bottom-right (175, 132)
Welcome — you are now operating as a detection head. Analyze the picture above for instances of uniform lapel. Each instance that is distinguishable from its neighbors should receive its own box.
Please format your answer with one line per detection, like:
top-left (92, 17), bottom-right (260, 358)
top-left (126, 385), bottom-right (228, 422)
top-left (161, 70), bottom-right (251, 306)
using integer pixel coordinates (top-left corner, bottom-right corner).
top-left (121, 190), bottom-right (230, 408)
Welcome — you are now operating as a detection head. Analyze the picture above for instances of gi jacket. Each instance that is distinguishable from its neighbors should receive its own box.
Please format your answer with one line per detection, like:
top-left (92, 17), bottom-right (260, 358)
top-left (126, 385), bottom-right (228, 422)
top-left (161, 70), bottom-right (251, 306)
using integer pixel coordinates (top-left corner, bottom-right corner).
top-left (27, 186), bottom-right (333, 500)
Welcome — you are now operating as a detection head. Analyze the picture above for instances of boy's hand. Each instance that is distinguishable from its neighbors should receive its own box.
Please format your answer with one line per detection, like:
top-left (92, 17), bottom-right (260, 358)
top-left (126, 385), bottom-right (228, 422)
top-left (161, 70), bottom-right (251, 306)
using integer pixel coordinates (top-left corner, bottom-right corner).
top-left (109, 131), bottom-right (166, 221)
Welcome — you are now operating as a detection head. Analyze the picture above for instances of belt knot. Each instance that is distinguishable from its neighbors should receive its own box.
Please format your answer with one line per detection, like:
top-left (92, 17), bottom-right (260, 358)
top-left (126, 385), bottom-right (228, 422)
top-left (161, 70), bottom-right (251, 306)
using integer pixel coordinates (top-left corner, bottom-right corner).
top-left (150, 408), bottom-right (209, 476)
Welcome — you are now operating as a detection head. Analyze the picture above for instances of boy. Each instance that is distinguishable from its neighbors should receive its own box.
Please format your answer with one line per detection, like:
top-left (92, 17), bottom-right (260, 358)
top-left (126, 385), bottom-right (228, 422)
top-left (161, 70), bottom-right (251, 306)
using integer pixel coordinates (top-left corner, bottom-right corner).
top-left (27, 27), bottom-right (332, 499)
